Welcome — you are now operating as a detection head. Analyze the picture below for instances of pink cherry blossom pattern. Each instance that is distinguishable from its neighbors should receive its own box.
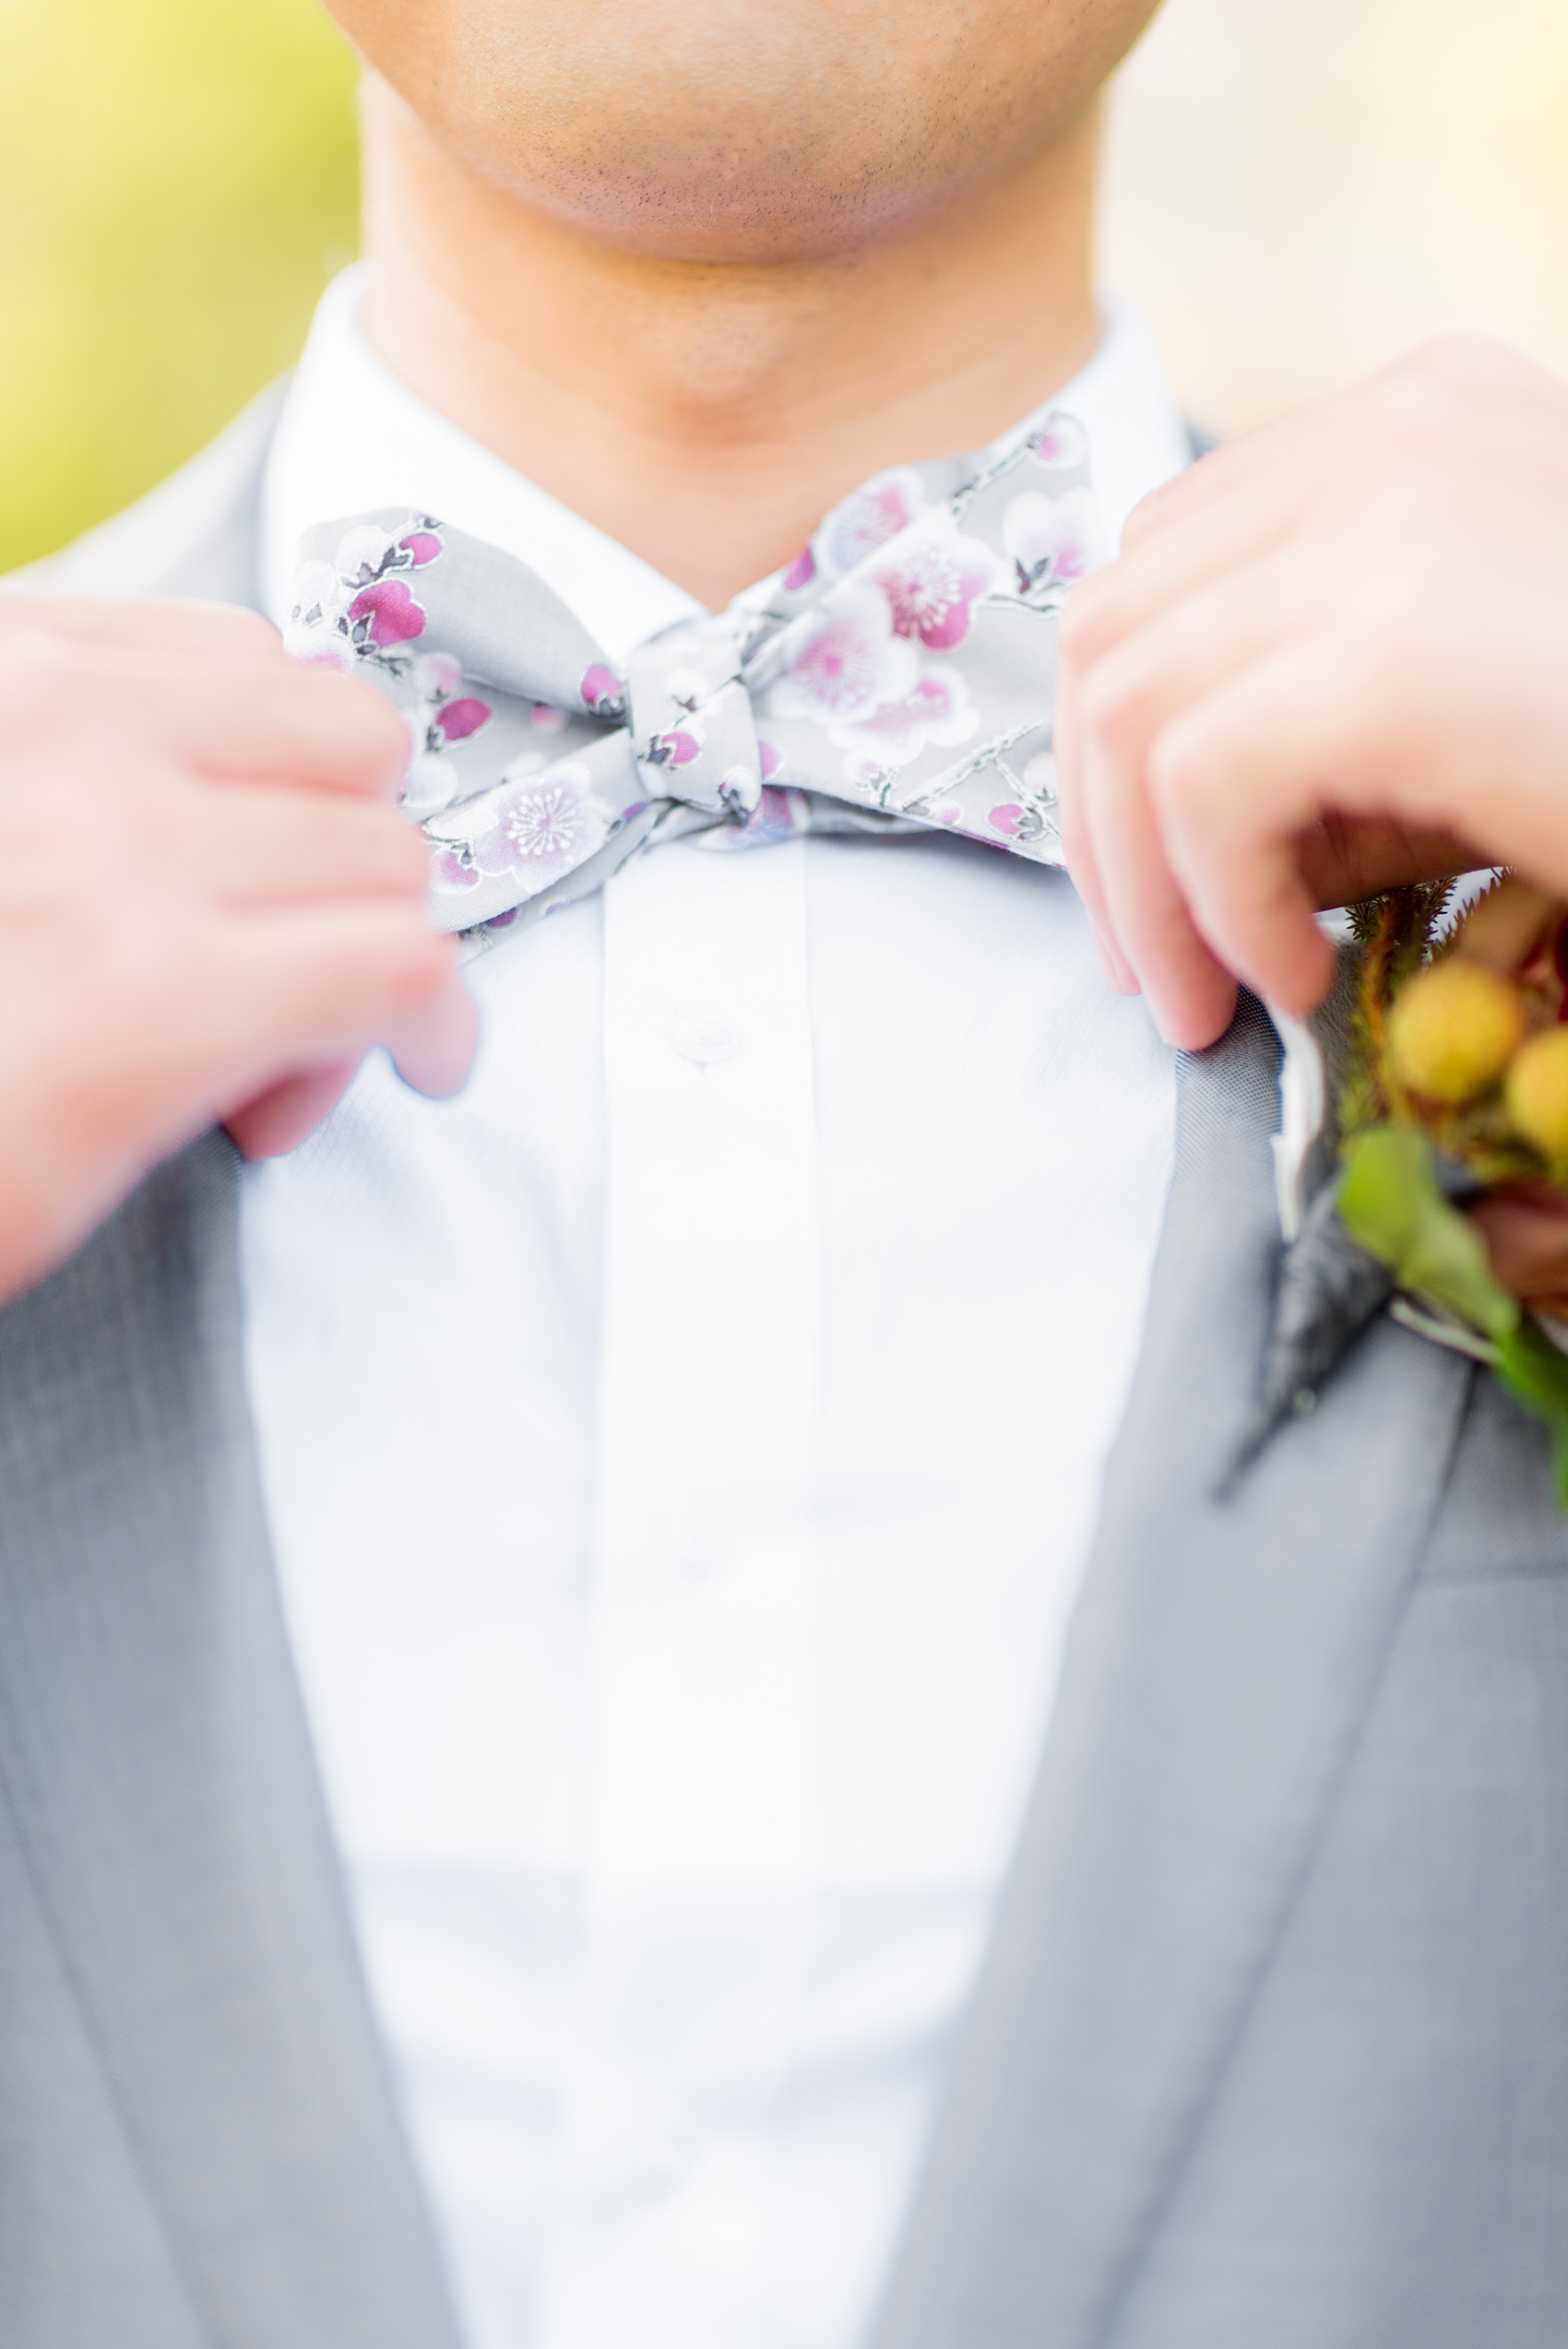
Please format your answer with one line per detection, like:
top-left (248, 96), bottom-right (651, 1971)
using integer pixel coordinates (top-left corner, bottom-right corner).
top-left (757, 740), bottom-right (783, 781)
top-left (782, 546), bottom-right (816, 592)
top-left (349, 578), bottom-right (426, 650)
top-left (430, 845), bottom-right (482, 894)
top-left (873, 530), bottom-right (995, 651)
top-left (398, 530), bottom-right (444, 566)
top-left (1002, 488), bottom-right (1100, 599)
top-left (290, 556), bottom-right (343, 623)
top-left (288, 635), bottom-right (353, 673)
top-left (836, 669), bottom-right (975, 765)
top-left (335, 526), bottom-right (399, 585)
top-left (768, 587), bottom-right (911, 725)
top-left (581, 664), bottom-right (625, 719)
top-left (651, 728), bottom-right (701, 769)
top-left (471, 768), bottom-right (602, 888)
top-left (821, 476), bottom-right (921, 575)
top-left (1026, 415), bottom-right (1088, 470)
top-left (433, 696), bottom-right (493, 744)
top-left (989, 803), bottom-right (1023, 836)
top-left (412, 650), bottom-right (463, 697)
top-left (747, 785), bottom-right (800, 838)
top-left (695, 784), bottom-right (802, 853)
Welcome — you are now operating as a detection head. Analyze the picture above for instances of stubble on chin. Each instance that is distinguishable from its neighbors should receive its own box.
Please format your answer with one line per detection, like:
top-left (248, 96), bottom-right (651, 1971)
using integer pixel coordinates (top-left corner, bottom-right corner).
top-left (331, 0), bottom-right (1159, 264)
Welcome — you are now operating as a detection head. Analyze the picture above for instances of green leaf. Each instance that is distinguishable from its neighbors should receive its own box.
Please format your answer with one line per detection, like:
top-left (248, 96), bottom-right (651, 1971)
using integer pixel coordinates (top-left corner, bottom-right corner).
top-left (1495, 1321), bottom-right (1568, 1511)
top-left (1338, 1124), bottom-right (1520, 1341)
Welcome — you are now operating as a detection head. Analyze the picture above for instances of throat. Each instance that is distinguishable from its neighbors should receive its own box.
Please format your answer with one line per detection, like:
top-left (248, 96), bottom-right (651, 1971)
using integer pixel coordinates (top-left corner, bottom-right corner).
top-left (358, 81), bottom-right (1105, 611)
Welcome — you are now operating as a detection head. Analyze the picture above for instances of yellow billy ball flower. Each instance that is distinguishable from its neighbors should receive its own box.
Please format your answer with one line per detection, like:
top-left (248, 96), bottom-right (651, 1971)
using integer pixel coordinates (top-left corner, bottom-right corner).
top-left (1505, 1028), bottom-right (1568, 1159)
top-left (1387, 961), bottom-right (1527, 1105)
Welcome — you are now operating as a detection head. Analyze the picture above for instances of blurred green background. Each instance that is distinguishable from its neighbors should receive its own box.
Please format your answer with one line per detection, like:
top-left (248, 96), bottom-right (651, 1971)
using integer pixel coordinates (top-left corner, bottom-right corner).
top-left (0, 0), bottom-right (358, 572)
top-left (4, 0), bottom-right (1568, 572)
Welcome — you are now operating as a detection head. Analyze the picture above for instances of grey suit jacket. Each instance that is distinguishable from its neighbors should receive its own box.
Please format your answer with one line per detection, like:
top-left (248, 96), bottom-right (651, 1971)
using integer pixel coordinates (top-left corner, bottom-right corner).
top-left (5, 395), bottom-right (1568, 2349)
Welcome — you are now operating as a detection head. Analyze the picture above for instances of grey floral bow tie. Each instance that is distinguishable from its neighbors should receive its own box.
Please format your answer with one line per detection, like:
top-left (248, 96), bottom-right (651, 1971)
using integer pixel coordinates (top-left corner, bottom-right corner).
top-left (285, 412), bottom-right (1104, 947)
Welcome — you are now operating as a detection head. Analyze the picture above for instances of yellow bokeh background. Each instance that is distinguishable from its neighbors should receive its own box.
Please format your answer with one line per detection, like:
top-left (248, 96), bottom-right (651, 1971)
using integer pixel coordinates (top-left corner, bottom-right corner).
top-left (0, 0), bottom-right (358, 572)
top-left (1103, 0), bottom-right (1568, 433)
top-left (4, 0), bottom-right (1568, 571)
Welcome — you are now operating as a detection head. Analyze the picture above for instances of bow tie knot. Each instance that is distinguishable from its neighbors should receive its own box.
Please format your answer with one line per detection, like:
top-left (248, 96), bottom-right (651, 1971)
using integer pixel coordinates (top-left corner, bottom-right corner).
top-left (286, 414), bottom-right (1104, 944)
top-left (624, 617), bottom-right (763, 820)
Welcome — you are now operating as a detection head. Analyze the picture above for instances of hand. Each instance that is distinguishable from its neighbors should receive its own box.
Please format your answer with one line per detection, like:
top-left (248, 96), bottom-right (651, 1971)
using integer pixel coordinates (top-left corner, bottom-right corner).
top-left (0, 594), bottom-right (475, 1303)
top-left (1056, 332), bottom-right (1568, 1049)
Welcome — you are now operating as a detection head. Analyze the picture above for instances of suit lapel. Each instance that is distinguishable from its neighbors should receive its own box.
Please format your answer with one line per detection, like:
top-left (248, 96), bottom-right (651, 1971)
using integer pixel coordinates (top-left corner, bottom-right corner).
top-left (0, 1137), bottom-right (459, 2349)
top-left (873, 993), bottom-right (1474, 2349)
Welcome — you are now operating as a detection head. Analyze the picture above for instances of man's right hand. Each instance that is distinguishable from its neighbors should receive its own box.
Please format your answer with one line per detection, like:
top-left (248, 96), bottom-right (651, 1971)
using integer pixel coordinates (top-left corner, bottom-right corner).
top-left (0, 594), bottom-right (471, 1304)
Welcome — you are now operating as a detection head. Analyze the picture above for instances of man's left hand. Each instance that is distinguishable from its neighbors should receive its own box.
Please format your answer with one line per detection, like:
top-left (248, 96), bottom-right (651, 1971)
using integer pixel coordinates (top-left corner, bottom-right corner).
top-left (1056, 332), bottom-right (1568, 1049)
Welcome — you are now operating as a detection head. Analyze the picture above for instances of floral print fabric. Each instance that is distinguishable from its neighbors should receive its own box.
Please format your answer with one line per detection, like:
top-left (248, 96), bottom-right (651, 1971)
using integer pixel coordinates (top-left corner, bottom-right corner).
top-left (285, 410), bottom-right (1103, 943)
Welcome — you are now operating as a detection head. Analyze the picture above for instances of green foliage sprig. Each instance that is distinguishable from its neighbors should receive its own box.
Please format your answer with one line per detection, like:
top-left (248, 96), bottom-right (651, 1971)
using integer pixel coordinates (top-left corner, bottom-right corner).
top-left (1333, 879), bottom-right (1568, 1503)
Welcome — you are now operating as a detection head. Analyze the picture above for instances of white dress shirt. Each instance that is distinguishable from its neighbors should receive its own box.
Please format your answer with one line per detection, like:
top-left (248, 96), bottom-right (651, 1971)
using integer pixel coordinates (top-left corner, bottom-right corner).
top-left (243, 267), bottom-right (1188, 2349)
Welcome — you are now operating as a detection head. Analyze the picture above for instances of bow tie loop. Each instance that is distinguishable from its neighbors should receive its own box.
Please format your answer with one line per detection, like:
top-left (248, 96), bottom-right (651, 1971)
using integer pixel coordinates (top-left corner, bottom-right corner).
top-left (285, 412), bottom-right (1104, 946)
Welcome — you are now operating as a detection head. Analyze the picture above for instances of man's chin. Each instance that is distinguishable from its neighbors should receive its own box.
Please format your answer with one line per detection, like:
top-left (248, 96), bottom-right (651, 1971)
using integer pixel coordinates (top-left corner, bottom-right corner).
top-left (464, 152), bottom-right (991, 270)
top-left (339, 0), bottom-right (1141, 267)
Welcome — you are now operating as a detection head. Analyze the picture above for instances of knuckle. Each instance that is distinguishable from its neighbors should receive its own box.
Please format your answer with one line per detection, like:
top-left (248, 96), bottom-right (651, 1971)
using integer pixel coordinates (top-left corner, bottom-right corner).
top-left (303, 669), bottom-right (410, 779)
top-left (1078, 653), bottom-right (1152, 756)
top-left (1332, 564), bottom-right (1444, 704)
top-left (1146, 726), bottom-right (1210, 825)
top-left (1372, 363), bottom-right (1455, 452)
top-left (1405, 326), bottom-right (1512, 392)
top-left (1058, 578), bottom-right (1119, 667)
top-left (1356, 477), bottom-right (1449, 581)
top-left (1376, 331), bottom-right (1516, 453)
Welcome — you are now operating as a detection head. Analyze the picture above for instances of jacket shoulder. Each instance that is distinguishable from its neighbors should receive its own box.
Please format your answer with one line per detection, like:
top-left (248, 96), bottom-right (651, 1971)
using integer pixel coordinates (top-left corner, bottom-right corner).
top-left (12, 377), bottom-right (287, 609)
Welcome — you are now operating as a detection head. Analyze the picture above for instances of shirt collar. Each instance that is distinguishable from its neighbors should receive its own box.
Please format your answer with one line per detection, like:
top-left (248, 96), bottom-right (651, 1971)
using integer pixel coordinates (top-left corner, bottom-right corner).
top-left (262, 263), bottom-right (1193, 668)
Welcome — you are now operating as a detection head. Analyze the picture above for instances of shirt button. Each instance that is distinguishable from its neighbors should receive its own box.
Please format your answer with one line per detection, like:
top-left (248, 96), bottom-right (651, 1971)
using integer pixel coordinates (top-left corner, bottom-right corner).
top-left (666, 1002), bottom-right (744, 1066)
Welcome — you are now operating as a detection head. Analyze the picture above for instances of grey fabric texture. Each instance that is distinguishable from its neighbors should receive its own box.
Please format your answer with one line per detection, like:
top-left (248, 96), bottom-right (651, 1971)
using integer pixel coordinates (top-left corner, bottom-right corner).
top-left (2, 398), bottom-right (461, 2349)
top-left (5, 404), bottom-right (1568, 2348)
top-left (0, 1134), bottom-right (461, 2349)
top-left (873, 1001), bottom-right (1568, 2349)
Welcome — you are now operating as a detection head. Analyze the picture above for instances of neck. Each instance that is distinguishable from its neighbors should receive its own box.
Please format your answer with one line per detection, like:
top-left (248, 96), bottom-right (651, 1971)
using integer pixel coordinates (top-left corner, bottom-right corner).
top-left (359, 79), bottom-right (1103, 610)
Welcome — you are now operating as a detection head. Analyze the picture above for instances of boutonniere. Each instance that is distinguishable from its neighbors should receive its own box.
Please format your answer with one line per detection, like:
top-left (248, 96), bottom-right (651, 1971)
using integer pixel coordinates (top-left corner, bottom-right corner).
top-left (1242, 877), bottom-right (1568, 1503)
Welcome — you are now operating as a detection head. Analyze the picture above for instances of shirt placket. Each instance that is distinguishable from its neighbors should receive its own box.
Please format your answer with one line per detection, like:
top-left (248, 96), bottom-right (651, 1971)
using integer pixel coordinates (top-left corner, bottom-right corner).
top-left (541, 836), bottom-right (823, 2349)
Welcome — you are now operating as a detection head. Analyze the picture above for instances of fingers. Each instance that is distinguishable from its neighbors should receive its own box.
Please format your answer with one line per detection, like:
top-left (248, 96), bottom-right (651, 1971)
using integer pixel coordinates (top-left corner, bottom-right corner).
top-left (221, 971), bottom-right (479, 1161)
top-left (386, 971), bottom-right (481, 1098)
top-left (1053, 630), bottom-right (1135, 992)
top-left (1062, 540), bottom-right (1337, 1042)
top-left (149, 662), bottom-right (411, 800)
top-left (1065, 628), bottom-right (1241, 1043)
top-left (1071, 465), bottom-right (1297, 667)
top-left (1294, 815), bottom-right (1479, 910)
top-left (224, 1063), bottom-right (362, 1161)
top-left (194, 906), bottom-right (457, 1089)
top-left (1145, 637), bottom-right (1386, 1013)
top-left (0, 592), bottom-right (282, 662)
top-left (193, 783), bottom-right (432, 904)
top-left (1069, 338), bottom-right (1568, 1068)
top-left (0, 619), bottom-right (409, 801)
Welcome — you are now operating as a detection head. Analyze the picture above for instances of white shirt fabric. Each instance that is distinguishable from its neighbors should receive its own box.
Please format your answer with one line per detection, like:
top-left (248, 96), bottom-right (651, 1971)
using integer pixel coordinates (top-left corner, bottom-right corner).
top-left (244, 266), bottom-right (1188, 2349)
